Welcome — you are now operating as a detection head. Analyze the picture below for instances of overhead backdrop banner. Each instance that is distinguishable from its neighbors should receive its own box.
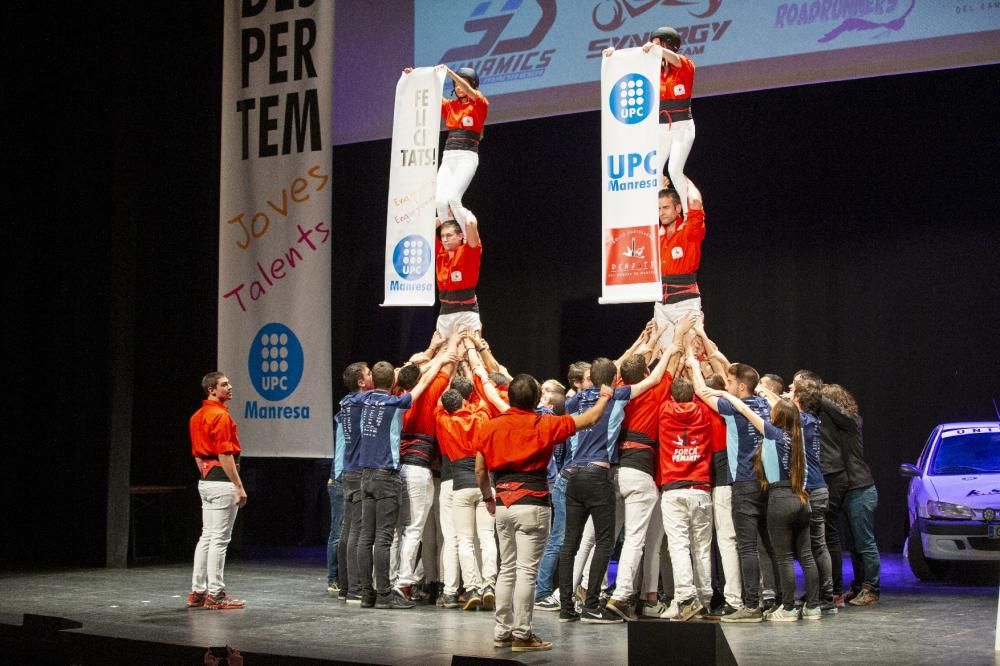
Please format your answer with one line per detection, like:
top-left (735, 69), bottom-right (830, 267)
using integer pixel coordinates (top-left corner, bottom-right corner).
top-left (218, 0), bottom-right (335, 457)
top-left (382, 67), bottom-right (446, 307)
top-left (599, 46), bottom-right (663, 305)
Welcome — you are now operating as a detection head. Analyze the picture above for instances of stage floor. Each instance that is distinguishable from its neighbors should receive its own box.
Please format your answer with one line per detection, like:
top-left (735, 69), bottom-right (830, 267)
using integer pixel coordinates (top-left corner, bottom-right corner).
top-left (1, 552), bottom-right (997, 665)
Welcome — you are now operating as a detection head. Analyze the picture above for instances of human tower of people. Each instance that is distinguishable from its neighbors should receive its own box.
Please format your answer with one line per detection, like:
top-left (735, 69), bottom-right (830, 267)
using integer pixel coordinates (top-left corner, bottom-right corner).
top-left (185, 25), bottom-right (882, 656)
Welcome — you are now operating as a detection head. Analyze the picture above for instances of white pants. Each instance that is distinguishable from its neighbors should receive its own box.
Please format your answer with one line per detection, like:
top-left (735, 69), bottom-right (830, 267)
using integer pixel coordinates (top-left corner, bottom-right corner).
top-left (436, 149), bottom-right (479, 226)
top-left (641, 497), bottom-right (665, 595)
top-left (657, 118), bottom-right (695, 213)
top-left (395, 464), bottom-right (435, 587)
top-left (191, 480), bottom-right (240, 596)
top-left (712, 485), bottom-right (743, 608)
top-left (452, 486), bottom-right (498, 591)
top-left (575, 467), bottom-right (624, 591)
top-left (612, 468), bottom-right (660, 600)
top-left (661, 487), bottom-right (713, 604)
top-left (653, 297), bottom-right (702, 347)
top-left (438, 479), bottom-right (461, 595)
top-left (494, 504), bottom-right (550, 641)
top-left (436, 310), bottom-right (482, 339)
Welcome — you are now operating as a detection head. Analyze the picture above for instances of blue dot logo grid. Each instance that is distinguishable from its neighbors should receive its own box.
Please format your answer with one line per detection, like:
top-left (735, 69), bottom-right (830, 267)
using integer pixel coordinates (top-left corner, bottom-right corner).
top-left (247, 323), bottom-right (304, 401)
top-left (392, 234), bottom-right (432, 280)
top-left (609, 74), bottom-right (653, 124)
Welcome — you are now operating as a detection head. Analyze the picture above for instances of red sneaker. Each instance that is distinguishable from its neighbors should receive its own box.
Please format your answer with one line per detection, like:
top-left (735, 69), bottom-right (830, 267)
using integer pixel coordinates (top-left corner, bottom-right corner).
top-left (185, 591), bottom-right (206, 608)
top-left (204, 591), bottom-right (246, 610)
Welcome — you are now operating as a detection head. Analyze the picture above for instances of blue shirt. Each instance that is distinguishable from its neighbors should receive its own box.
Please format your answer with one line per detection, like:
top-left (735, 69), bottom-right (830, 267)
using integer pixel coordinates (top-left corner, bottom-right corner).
top-left (356, 390), bottom-right (413, 470)
top-left (537, 406), bottom-right (568, 484)
top-left (338, 391), bottom-right (369, 475)
top-left (717, 396), bottom-right (771, 483)
top-left (760, 421), bottom-right (803, 485)
top-left (801, 411), bottom-right (826, 490)
top-left (565, 386), bottom-right (632, 466)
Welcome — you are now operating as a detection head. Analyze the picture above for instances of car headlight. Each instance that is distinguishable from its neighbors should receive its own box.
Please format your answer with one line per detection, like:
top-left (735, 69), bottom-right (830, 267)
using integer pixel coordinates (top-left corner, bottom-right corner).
top-left (926, 500), bottom-right (975, 520)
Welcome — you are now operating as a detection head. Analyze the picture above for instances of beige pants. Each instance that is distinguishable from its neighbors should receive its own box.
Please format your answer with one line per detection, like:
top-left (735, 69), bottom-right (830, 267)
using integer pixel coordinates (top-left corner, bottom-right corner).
top-left (494, 503), bottom-right (550, 640)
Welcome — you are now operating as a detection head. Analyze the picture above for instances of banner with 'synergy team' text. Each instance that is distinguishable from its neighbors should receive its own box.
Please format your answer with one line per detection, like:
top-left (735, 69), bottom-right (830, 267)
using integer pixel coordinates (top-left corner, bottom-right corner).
top-left (382, 67), bottom-right (446, 307)
top-left (599, 47), bottom-right (663, 305)
top-left (217, 1), bottom-right (335, 457)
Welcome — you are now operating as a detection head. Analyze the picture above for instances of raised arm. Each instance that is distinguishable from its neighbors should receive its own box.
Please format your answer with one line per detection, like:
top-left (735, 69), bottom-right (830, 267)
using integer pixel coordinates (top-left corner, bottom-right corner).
top-left (408, 349), bottom-right (448, 402)
top-left (723, 391), bottom-right (767, 434)
top-left (438, 64), bottom-right (486, 102)
top-left (572, 384), bottom-right (613, 429)
top-left (755, 385), bottom-right (780, 409)
top-left (463, 211), bottom-right (481, 249)
top-left (642, 42), bottom-right (681, 68)
top-left (686, 178), bottom-right (703, 211)
top-left (616, 321), bottom-right (653, 368)
top-left (629, 342), bottom-right (672, 398)
top-left (465, 338), bottom-right (508, 413)
top-left (471, 330), bottom-right (500, 373)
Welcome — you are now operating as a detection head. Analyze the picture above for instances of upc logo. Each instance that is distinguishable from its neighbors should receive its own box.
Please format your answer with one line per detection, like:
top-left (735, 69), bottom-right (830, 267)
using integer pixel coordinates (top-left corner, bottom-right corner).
top-left (248, 323), bottom-right (304, 401)
top-left (393, 235), bottom-right (432, 280)
top-left (609, 74), bottom-right (653, 124)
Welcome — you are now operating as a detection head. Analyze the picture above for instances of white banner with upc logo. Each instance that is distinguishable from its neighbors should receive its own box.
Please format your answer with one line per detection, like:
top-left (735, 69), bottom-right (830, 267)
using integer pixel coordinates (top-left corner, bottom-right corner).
top-left (217, 1), bottom-right (334, 457)
top-left (599, 47), bottom-right (663, 305)
top-left (382, 67), bottom-right (446, 307)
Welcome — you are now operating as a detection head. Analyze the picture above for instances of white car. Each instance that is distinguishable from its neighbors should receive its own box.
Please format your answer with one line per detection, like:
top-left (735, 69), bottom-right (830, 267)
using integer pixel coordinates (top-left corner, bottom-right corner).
top-left (899, 421), bottom-right (1000, 580)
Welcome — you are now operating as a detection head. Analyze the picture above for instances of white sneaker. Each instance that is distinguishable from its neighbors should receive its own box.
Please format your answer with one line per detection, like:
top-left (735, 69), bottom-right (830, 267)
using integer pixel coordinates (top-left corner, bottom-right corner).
top-left (766, 605), bottom-right (801, 622)
top-left (801, 604), bottom-right (822, 620)
top-left (642, 600), bottom-right (667, 618)
top-left (659, 599), bottom-right (680, 620)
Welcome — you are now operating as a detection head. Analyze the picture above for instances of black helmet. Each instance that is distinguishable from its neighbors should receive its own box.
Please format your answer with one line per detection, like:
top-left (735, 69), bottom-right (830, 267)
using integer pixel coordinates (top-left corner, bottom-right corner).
top-left (456, 67), bottom-right (480, 90)
top-left (650, 26), bottom-right (681, 51)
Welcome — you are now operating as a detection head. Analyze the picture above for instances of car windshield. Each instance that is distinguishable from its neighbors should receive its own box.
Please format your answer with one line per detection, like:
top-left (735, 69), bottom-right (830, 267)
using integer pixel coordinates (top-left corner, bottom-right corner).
top-left (931, 429), bottom-right (1000, 475)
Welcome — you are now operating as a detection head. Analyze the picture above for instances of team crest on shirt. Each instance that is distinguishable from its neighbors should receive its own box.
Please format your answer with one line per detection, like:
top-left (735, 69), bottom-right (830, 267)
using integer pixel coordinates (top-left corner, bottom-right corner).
top-left (671, 246), bottom-right (684, 260)
top-left (462, 116), bottom-right (474, 127)
top-left (451, 270), bottom-right (463, 282)
top-left (673, 84), bottom-right (687, 96)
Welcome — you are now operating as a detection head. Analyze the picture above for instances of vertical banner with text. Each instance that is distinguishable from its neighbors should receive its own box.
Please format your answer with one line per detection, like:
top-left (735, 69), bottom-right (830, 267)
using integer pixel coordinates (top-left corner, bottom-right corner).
top-left (218, 1), bottom-right (334, 457)
top-left (599, 47), bottom-right (662, 305)
top-left (382, 67), bottom-right (446, 307)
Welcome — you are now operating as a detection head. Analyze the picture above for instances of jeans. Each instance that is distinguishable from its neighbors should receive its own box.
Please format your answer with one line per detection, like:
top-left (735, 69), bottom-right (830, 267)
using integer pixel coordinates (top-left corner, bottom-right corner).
top-left (808, 487), bottom-right (833, 600)
top-left (191, 480), bottom-right (240, 597)
top-left (661, 488), bottom-right (713, 604)
top-left (732, 480), bottom-right (772, 609)
top-left (559, 465), bottom-right (616, 611)
top-left (326, 477), bottom-right (345, 585)
top-left (395, 464), bottom-right (435, 587)
top-left (573, 467), bottom-right (624, 591)
top-left (822, 470), bottom-right (848, 594)
top-left (342, 471), bottom-right (363, 595)
top-left (535, 474), bottom-right (567, 600)
top-left (767, 487), bottom-right (819, 609)
top-left (842, 484), bottom-right (880, 592)
top-left (357, 469), bottom-right (402, 597)
top-left (495, 504), bottom-right (550, 641)
top-left (612, 467), bottom-right (660, 601)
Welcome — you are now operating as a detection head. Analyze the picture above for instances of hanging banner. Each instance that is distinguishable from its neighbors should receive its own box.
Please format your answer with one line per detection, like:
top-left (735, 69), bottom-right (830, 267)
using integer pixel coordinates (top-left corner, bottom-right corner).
top-left (599, 47), bottom-right (662, 305)
top-left (382, 67), bottom-right (446, 307)
top-left (217, 0), bottom-right (335, 457)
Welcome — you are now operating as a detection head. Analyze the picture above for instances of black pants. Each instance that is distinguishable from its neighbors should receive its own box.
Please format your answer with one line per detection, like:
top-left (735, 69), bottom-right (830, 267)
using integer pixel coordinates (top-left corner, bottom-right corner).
top-left (340, 471), bottom-right (362, 594)
top-left (732, 480), bottom-right (775, 609)
top-left (356, 469), bottom-right (402, 597)
top-left (559, 465), bottom-right (616, 611)
top-left (767, 487), bottom-right (819, 609)
top-left (822, 470), bottom-right (848, 595)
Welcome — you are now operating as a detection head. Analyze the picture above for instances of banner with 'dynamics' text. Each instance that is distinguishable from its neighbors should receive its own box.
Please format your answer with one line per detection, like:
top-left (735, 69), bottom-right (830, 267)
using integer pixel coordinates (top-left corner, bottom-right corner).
top-left (382, 67), bottom-right (446, 307)
top-left (600, 47), bottom-right (663, 305)
top-left (218, 0), bottom-right (334, 457)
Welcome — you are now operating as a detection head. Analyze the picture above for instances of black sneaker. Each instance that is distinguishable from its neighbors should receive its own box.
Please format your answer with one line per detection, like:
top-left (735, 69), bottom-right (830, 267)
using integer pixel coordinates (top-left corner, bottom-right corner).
top-left (705, 603), bottom-right (739, 620)
top-left (440, 593), bottom-right (460, 609)
top-left (820, 600), bottom-right (839, 614)
top-left (375, 590), bottom-right (416, 609)
top-left (360, 593), bottom-right (376, 608)
top-left (559, 608), bottom-right (581, 623)
top-left (346, 592), bottom-right (362, 604)
top-left (581, 606), bottom-right (623, 624)
top-left (338, 588), bottom-right (348, 600)
top-left (481, 585), bottom-right (495, 611)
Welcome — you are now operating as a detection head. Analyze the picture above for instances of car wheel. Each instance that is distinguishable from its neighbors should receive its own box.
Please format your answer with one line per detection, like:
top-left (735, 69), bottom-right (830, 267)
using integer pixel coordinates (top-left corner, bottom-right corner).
top-left (906, 525), bottom-right (950, 581)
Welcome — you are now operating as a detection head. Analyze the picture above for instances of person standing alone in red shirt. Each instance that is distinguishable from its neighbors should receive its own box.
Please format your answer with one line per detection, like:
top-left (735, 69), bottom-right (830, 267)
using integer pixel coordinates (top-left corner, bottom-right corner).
top-left (186, 372), bottom-right (247, 610)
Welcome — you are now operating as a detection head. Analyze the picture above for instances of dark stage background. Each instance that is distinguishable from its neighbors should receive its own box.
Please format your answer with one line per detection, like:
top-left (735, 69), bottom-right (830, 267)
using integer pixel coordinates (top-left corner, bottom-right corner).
top-left (6, 4), bottom-right (999, 568)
